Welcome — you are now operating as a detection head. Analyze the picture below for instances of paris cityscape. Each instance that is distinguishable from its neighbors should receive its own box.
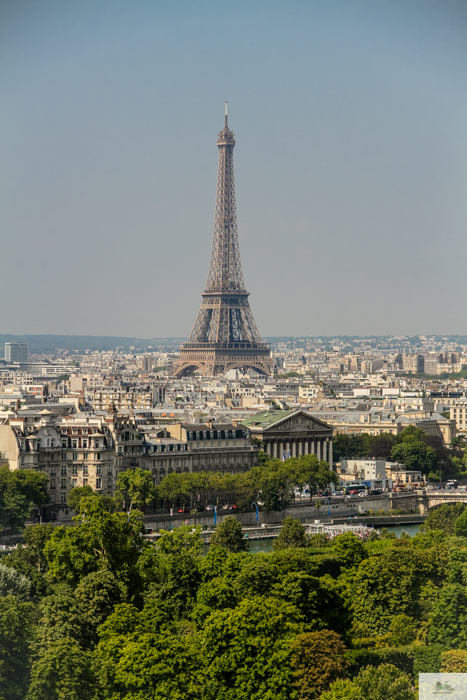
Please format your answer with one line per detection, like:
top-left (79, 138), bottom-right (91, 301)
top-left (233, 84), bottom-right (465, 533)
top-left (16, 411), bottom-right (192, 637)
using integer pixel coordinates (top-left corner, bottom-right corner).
top-left (2, 1), bottom-right (467, 699)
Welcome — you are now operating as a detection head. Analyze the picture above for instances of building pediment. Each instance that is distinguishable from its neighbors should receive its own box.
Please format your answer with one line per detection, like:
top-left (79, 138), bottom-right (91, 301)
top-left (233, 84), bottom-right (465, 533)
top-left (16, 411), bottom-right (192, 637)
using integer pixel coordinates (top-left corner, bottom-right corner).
top-left (264, 411), bottom-right (332, 433)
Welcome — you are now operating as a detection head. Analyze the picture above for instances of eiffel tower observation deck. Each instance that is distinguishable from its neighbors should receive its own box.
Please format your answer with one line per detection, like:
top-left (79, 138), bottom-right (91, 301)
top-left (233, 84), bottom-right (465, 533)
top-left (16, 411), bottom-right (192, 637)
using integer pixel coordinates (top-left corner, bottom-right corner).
top-left (170, 104), bottom-right (273, 378)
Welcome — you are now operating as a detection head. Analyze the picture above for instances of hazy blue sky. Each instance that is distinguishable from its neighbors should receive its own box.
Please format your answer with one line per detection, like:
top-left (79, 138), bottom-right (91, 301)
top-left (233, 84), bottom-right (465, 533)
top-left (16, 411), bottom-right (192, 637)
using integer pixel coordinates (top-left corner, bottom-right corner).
top-left (1, 0), bottom-right (466, 338)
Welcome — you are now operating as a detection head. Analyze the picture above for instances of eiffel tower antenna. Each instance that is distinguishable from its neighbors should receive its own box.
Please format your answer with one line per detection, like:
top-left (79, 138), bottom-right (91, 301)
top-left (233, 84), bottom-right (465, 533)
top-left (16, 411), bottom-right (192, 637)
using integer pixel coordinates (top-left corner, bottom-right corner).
top-left (170, 107), bottom-right (272, 378)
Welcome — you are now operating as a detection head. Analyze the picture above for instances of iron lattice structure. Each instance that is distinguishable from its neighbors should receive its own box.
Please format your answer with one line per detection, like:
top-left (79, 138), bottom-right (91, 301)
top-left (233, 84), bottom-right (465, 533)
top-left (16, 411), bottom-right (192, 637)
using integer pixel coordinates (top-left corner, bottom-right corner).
top-left (170, 107), bottom-right (273, 378)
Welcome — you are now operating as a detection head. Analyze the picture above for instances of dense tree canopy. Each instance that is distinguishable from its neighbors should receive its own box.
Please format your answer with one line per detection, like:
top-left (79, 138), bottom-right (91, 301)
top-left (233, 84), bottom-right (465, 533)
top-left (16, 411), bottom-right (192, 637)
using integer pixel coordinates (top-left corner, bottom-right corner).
top-left (0, 466), bottom-right (49, 533)
top-left (3, 480), bottom-right (467, 698)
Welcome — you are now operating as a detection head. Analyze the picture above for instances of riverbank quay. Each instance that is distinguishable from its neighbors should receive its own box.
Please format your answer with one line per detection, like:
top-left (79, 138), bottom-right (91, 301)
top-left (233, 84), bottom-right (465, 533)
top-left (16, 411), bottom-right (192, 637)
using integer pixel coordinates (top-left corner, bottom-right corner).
top-left (0, 491), bottom-right (428, 543)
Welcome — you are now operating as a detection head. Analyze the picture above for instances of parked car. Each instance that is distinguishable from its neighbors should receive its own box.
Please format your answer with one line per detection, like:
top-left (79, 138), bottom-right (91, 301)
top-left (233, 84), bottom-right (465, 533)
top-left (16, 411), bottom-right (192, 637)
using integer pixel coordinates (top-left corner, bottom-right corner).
top-left (205, 505), bottom-right (216, 511)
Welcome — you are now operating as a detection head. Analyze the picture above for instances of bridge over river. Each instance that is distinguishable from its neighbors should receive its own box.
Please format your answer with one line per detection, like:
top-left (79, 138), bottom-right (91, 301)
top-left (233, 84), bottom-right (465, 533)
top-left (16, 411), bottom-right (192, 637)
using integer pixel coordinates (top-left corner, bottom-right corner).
top-left (389, 489), bottom-right (467, 515)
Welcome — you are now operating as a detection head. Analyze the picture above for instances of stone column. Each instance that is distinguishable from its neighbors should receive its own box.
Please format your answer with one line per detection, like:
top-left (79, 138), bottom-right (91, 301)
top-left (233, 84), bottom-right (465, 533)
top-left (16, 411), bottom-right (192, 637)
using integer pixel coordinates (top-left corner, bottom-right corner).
top-left (328, 438), bottom-right (333, 470)
top-left (322, 439), bottom-right (327, 463)
top-left (316, 440), bottom-right (321, 460)
top-left (286, 442), bottom-right (290, 459)
top-left (311, 440), bottom-right (315, 456)
top-left (272, 441), bottom-right (277, 459)
top-left (292, 441), bottom-right (296, 458)
top-left (298, 441), bottom-right (303, 457)
top-left (303, 440), bottom-right (308, 456)
top-left (278, 442), bottom-right (283, 460)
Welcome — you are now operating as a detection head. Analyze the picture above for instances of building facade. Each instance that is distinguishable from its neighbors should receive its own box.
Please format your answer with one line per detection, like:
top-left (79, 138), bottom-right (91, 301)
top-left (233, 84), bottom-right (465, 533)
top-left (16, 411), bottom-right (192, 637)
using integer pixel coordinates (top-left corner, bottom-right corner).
top-left (5, 343), bottom-right (29, 363)
top-left (242, 409), bottom-right (334, 466)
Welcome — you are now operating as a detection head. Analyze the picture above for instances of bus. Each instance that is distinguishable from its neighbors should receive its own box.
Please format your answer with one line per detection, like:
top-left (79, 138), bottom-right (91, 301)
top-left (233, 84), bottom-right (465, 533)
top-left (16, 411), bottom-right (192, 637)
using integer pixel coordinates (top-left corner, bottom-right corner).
top-left (343, 483), bottom-right (366, 495)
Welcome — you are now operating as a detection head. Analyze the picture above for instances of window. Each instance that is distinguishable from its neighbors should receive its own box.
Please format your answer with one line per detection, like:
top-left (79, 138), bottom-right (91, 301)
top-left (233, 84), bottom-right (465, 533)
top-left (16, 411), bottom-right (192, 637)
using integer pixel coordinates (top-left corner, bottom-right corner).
top-left (72, 453), bottom-right (77, 461)
top-left (61, 493), bottom-right (66, 502)
top-left (72, 466), bottom-right (77, 475)
top-left (108, 478), bottom-right (112, 488)
top-left (83, 478), bottom-right (88, 486)
top-left (51, 439), bottom-right (55, 448)
top-left (83, 453), bottom-right (88, 460)
top-left (72, 478), bottom-right (77, 487)
top-left (62, 452), bottom-right (67, 461)
top-left (61, 479), bottom-right (66, 489)
top-left (96, 453), bottom-right (101, 461)
top-left (82, 440), bottom-right (88, 448)
top-left (96, 466), bottom-right (102, 475)
top-left (62, 441), bottom-right (67, 449)
top-left (61, 465), bottom-right (66, 475)
top-left (83, 465), bottom-right (88, 475)
top-left (50, 479), bottom-right (56, 489)
top-left (96, 478), bottom-right (102, 489)
top-left (50, 466), bottom-right (56, 475)
top-left (72, 440), bottom-right (77, 448)
top-left (20, 456), bottom-right (24, 466)
top-left (94, 441), bottom-right (100, 449)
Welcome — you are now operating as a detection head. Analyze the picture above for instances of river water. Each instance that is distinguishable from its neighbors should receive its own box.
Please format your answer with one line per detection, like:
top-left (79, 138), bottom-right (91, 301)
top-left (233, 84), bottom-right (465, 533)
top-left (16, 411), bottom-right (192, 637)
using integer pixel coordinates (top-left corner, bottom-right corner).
top-left (243, 523), bottom-right (422, 555)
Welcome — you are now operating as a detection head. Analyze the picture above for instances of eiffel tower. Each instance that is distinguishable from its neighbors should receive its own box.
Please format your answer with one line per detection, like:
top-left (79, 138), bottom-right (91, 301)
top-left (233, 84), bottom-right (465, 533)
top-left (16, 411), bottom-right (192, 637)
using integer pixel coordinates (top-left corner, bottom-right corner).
top-left (170, 105), bottom-right (273, 378)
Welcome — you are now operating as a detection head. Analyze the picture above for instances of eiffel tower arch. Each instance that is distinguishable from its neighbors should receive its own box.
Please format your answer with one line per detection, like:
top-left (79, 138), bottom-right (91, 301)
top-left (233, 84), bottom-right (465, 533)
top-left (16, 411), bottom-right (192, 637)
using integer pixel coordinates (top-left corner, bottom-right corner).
top-left (170, 105), bottom-right (273, 378)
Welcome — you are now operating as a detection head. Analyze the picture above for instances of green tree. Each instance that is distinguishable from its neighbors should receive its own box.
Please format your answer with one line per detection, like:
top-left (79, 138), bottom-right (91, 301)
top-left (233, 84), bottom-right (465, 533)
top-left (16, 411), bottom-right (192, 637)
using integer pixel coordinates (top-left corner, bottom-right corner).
top-left (115, 468), bottom-right (157, 512)
top-left (455, 508), bottom-right (467, 537)
top-left (26, 638), bottom-right (95, 700)
top-left (44, 497), bottom-right (146, 593)
top-left (0, 466), bottom-right (49, 534)
top-left (391, 437), bottom-right (437, 475)
top-left (75, 570), bottom-right (123, 645)
top-left (422, 503), bottom-right (466, 534)
top-left (273, 517), bottom-right (309, 551)
top-left (235, 554), bottom-right (276, 598)
top-left (429, 583), bottom-right (467, 649)
top-left (347, 548), bottom-right (424, 636)
top-left (290, 630), bottom-right (348, 700)
top-left (271, 572), bottom-right (350, 637)
top-left (210, 516), bottom-right (249, 553)
top-left (67, 485), bottom-right (94, 513)
top-left (202, 596), bottom-right (303, 700)
top-left (158, 472), bottom-right (190, 510)
top-left (35, 584), bottom-right (92, 650)
top-left (191, 576), bottom-right (238, 627)
top-left (388, 614), bottom-right (418, 646)
top-left (332, 532), bottom-right (367, 570)
top-left (321, 664), bottom-right (415, 700)
top-left (1, 524), bottom-right (54, 598)
top-left (440, 649), bottom-right (467, 672)
top-left (0, 563), bottom-right (31, 599)
top-left (141, 526), bottom-right (204, 619)
top-left (97, 623), bottom-right (204, 700)
top-left (0, 596), bottom-right (37, 700)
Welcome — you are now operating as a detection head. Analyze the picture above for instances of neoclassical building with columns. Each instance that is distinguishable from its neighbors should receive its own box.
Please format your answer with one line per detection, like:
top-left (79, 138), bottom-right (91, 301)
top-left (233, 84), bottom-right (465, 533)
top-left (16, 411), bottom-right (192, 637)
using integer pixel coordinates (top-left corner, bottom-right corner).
top-left (241, 409), bottom-right (334, 468)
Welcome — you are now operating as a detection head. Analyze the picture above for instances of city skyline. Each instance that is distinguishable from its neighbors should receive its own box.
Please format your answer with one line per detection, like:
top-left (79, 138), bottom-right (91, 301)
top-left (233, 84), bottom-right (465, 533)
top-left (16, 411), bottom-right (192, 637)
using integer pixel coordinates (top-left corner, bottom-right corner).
top-left (2, 0), bottom-right (467, 338)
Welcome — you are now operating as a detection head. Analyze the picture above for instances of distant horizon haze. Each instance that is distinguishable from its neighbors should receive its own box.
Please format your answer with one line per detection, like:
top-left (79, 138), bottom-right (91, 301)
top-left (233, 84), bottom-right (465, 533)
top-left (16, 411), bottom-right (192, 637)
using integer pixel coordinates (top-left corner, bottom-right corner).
top-left (2, 0), bottom-right (466, 338)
